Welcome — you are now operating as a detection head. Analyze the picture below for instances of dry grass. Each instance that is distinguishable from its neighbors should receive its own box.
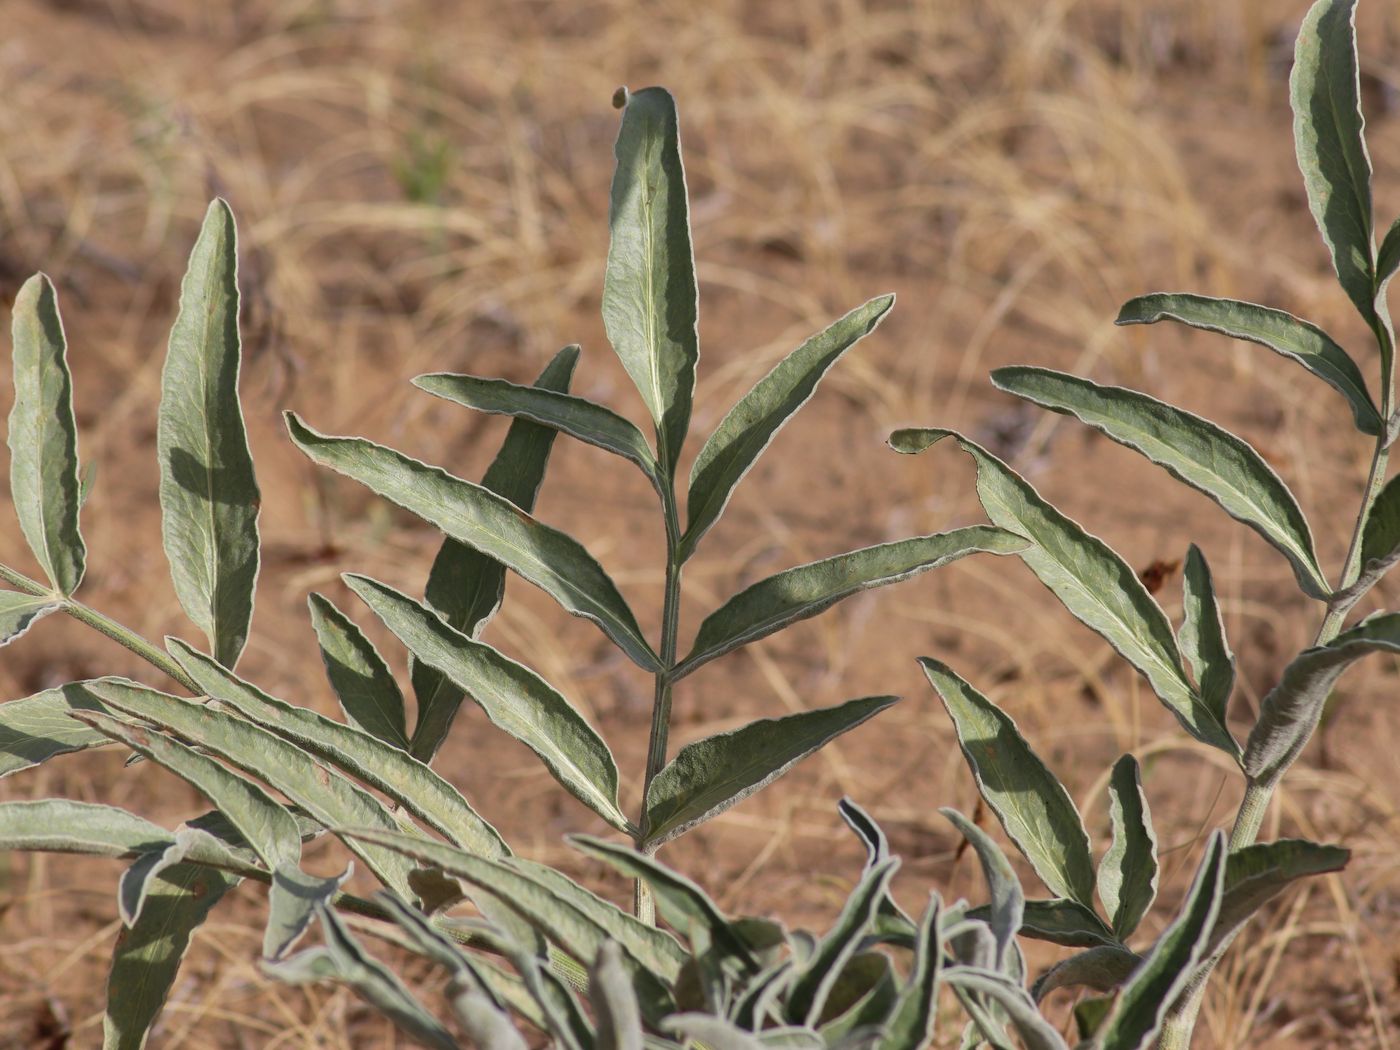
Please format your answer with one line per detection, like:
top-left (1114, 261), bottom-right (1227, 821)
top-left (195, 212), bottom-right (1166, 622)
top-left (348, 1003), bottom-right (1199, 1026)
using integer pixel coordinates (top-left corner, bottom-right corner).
top-left (2, 0), bottom-right (1400, 1045)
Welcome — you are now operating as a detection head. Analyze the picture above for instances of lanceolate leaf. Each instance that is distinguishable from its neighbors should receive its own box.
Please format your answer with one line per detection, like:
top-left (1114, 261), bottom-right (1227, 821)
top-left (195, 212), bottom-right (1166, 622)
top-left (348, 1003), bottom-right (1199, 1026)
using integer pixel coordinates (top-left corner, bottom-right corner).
top-left (158, 199), bottom-right (261, 669)
top-left (1208, 838), bottom-right (1349, 954)
top-left (1291, 0), bottom-right (1377, 330)
top-left (166, 637), bottom-right (508, 858)
top-left (991, 367), bottom-right (1329, 599)
top-left (308, 593), bottom-right (409, 750)
top-left (940, 809), bottom-right (1022, 969)
top-left (8, 273), bottom-right (86, 595)
top-left (0, 799), bottom-right (172, 857)
top-left (1011, 899), bottom-right (1119, 949)
top-left (1031, 945), bottom-right (1141, 1003)
top-left (0, 679), bottom-right (116, 777)
top-left (104, 862), bottom-right (240, 1050)
top-left (603, 86), bottom-right (699, 474)
top-left (1179, 544), bottom-right (1235, 724)
top-left (891, 429), bottom-right (1236, 755)
top-left (1115, 293), bottom-right (1380, 434)
top-left (345, 574), bottom-right (629, 833)
top-left (591, 941), bottom-right (645, 1050)
top-left (1097, 830), bottom-right (1227, 1050)
top-left (921, 659), bottom-right (1096, 907)
top-left (285, 412), bottom-right (659, 671)
top-left (940, 970), bottom-right (1068, 1050)
top-left (643, 695), bottom-right (899, 847)
top-left (1097, 755), bottom-right (1158, 940)
top-left (414, 370), bottom-right (660, 482)
top-left (882, 895), bottom-right (943, 1050)
top-left (413, 344), bottom-right (576, 762)
top-left (0, 590), bottom-right (60, 646)
top-left (1360, 474), bottom-right (1400, 570)
top-left (678, 527), bottom-right (1025, 678)
top-left (1243, 612), bottom-right (1400, 788)
top-left (682, 295), bottom-right (895, 559)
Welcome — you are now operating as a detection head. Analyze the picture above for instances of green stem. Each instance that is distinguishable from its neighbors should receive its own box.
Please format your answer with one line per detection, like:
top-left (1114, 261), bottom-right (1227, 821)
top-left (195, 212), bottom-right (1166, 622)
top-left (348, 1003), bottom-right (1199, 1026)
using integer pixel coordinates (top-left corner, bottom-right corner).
top-left (0, 562), bottom-right (199, 694)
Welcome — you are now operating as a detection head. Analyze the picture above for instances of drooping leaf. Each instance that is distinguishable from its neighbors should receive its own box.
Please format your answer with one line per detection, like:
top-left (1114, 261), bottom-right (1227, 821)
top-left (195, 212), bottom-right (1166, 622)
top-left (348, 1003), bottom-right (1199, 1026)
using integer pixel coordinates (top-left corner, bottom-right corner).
top-left (838, 797), bottom-right (916, 943)
top-left (412, 344), bottom-right (577, 761)
top-left (1179, 544), bottom-right (1235, 724)
top-left (678, 527), bottom-right (1025, 678)
top-left (1097, 830), bottom-right (1227, 1050)
top-left (285, 412), bottom-right (659, 671)
top-left (882, 895), bottom-right (943, 1050)
top-left (1291, 0), bottom-right (1377, 330)
top-left (118, 839), bottom-right (188, 927)
top-left (643, 695), bottom-right (898, 847)
top-left (308, 593), bottom-right (409, 750)
top-left (103, 861), bottom-right (240, 1050)
top-left (1031, 945), bottom-right (1142, 1003)
top-left (941, 969), bottom-right (1069, 1050)
top-left (1243, 612), bottom-right (1400, 789)
top-left (591, 941), bottom-right (645, 1050)
top-left (167, 637), bottom-right (508, 857)
top-left (922, 659), bottom-right (1096, 907)
top-left (940, 808), bottom-right (1023, 969)
top-left (0, 799), bottom-right (172, 857)
top-left (892, 429), bottom-right (1236, 755)
top-left (0, 590), bottom-right (60, 646)
top-left (991, 367), bottom-right (1329, 599)
top-left (8, 273), bottom-right (86, 595)
top-left (345, 574), bottom-right (629, 832)
top-left (1208, 838), bottom-right (1349, 954)
top-left (602, 86), bottom-right (698, 475)
top-left (157, 199), bottom-right (260, 669)
top-left (681, 295), bottom-right (895, 559)
top-left (1115, 293), bottom-right (1380, 434)
top-left (1098, 754), bottom-right (1158, 940)
top-left (0, 680), bottom-right (120, 777)
top-left (87, 679), bottom-right (419, 896)
top-left (414, 370), bottom-right (660, 482)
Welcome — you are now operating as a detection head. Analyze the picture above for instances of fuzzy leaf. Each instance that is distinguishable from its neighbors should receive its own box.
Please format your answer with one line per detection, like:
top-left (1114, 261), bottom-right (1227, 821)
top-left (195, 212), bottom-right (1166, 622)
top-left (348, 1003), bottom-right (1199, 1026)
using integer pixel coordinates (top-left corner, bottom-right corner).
top-left (922, 658), bottom-right (1096, 906)
top-left (1031, 945), bottom-right (1141, 1003)
top-left (941, 808), bottom-right (1023, 969)
top-left (1115, 293), bottom-right (1380, 434)
top-left (882, 895), bottom-right (943, 1049)
top-left (1179, 545), bottom-right (1235, 723)
top-left (1360, 474), bottom-right (1400, 571)
top-left (452, 983), bottom-right (529, 1050)
top-left (0, 590), bottom-right (60, 646)
top-left (682, 295), bottom-right (894, 558)
top-left (644, 695), bottom-right (898, 847)
top-left (679, 527), bottom-right (1024, 678)
top-left (0, 680), bottom-right (117, 776)
top-left (818, 952), bottom-right (896, 1041)
top-left (592, 941), bottom-right (645, 1050)
top-left (664, 1016), bottom-right (766, 1050)
top-left (308, 593), bottom-right (409, 750)
top-left (991, 367), bottom-right (1329, 599)
top-left (8, 273), bottom-right (86, 595)
top-left (1098, 830), bottom-right (1227, 1050)
top-left (412, 344), bottom-right (577, 761)
top-left (345, 574), bottom-right (628, 832)
top-left (286, 412), bottom-right (659, 671)
top-left (603, 86), bottom-right (698, 474)
top-left (941, 969), bottom-right (1068, 1050)
top-left (1243, 612), bottom-right (1400, 788)
top-left (1098, 754), bottom-right (1158, 940)
top-left (168, 636), bottom-right (508, 857)
top-left (1208, 838), bottom-right (1349, 954)
top-left (838, 797), bottom-right (916, 943)
top-left (893, 429), bottom-right (1236, 755)
top-left (158, 199), bottom-right (260, 669)
top-left (0, 799), bottom-right (172, 857)
top-left (1015, 899), bottom-right (1119, 949)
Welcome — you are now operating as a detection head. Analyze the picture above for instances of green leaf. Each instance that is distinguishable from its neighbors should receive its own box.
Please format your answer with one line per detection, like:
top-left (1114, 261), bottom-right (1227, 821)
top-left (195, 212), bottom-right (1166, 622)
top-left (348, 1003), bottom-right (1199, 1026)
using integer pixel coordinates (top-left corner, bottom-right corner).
top-left (1075, 995), bottom-right (1114, 1041)
top-left (786, 858), bottom-right (898, 1026)
top-left (1208, 838), bottom-right (1349, 954)
top-left (664, 1016), bottom-right (766, 1050)
top-left (8, 273), bottom-right (86, 595)
top-left (0, 799), bottom-right (172, 857)
top-left (1179, 544), bottom-right (1235, 724)
top-left (1014, 898), bottom-right (1119, 949)
top-left (991, 366), bottom-right (1329, 599)
top-left (940, 808), bottom-right (1023, 969)
top-left (1292, 0), bottom-right (1377, 329)
top-left (682, 295), bottom-right (895, 559)
top-left (414, 369), bottom-right (660, 481)
top-left (643, 695), bottom-right (898, 847)
top-left (285, 412), bottom-right (660, 671)
top-left (1115, 293), bottom-right (1381, 434)
top-left (892, 429), bottom-right (1236, 756)
top-left (921, 658), bottom-right (1096, 907)
top-left (104, 861), bottom-right (239, 1050)
top-left (0, 679), bottom-right (118, 777)
top-left (412, 344), bottom-right (578, 761)
top-left (882, 895), bottom-right (943, 1050)
top-left (1031, 945), bottom-right (1141, 1003)
top-left (344, 574), bottom-right (629, 832)
top-left (1360, 474), bottom-right (1400, 571)
top-left (678, 527), bottom-right (1024, 678)
top-left (838, 797), bottom-right (916, 944)
top-left (1243, 612), bottom-right (1400, 789)
top-left (591, 941), bottom-right (645, 1050)
top-left (941, 969), bottom-right (1068, 1050)
top-left (308, 593), bottom-right (409, 750)
top-left (1377, 216), bottom-right (1400, 300)
top-left (818, 953), bottom-right (896, 1040)
top-left (0, 590), bottom-right (60, 646)
top-left (1098, 754), bottom-right (1158, 940)
top-left (167, 636), bottom-right (508, 858)
top-left (1097, 830), bottom-right (1227, 1050)
top-left (452, 980), bottom-right (529, 1050)
top-left (603, 86), bottom-right (698, 474)
top-left (87, 679), bottom-right (419, 896)
top-left (118, 838), bottom-right (188, 927)
top-left (158, 199), bottom-right (261, 669)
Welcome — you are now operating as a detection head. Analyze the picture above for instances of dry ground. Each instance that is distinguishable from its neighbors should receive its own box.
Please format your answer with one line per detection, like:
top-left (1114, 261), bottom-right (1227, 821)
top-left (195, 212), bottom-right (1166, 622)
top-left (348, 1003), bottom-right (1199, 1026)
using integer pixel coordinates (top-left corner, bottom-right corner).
top-left (2, 0), bottom-right (1399, 1046)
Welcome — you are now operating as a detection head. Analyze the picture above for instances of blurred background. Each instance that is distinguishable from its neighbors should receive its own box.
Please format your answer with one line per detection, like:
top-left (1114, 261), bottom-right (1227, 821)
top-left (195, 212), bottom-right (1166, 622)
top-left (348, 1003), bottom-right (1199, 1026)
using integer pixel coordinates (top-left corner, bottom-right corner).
top-left (3, 0), bottom-right (1400, 1045)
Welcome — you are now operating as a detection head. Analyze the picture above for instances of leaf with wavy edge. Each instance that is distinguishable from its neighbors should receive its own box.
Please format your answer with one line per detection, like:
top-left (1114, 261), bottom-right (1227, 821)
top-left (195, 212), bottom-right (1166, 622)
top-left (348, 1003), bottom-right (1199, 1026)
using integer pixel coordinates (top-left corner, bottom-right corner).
top-left (1099, 754), bottom-right (1158, 940)
top-left (308, 593), bottom-right (409, 750)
